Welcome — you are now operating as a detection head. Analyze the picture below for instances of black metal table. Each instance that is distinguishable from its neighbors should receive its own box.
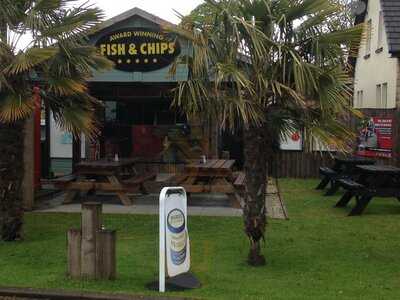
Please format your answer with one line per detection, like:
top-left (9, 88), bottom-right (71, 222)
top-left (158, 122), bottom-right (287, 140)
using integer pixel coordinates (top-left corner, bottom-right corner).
top-left (335, 165), bottom-right (400, 216)
top-left (316, 156), bottom-right (375, 195)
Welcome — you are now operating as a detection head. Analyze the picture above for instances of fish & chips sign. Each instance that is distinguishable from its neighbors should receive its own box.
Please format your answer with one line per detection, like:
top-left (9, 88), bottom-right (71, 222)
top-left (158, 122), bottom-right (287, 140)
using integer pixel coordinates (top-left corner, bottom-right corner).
top-left (96, 28), bottom-right (181, 72)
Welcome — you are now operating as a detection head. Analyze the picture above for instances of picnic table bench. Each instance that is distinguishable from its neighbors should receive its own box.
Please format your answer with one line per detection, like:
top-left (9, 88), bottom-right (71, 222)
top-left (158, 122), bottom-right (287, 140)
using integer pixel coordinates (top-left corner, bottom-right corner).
top-left (335, 165), bottom-right (400, 216)
top-left (57, 158), bottom-right (156, 206)
top-left (51, 174), bottom-right (78, 188)
top-left (316, 156), bottom-right (375, 195)
top-left (165, 159), bottom-right (244, 208)
top-left (233, 172), bottom-right (246, 190)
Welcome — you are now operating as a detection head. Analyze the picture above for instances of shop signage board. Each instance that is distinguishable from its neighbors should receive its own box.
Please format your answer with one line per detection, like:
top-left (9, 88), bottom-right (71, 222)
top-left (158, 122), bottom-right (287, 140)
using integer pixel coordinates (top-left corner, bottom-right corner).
top-left (356, 117), bottom-right (393, 158)
top-left (96, 28), bottom-right (181, 72)
top-left (280, 130), bottom-right (302, 151)
top-left (159, 187), bottom-right (190, 292)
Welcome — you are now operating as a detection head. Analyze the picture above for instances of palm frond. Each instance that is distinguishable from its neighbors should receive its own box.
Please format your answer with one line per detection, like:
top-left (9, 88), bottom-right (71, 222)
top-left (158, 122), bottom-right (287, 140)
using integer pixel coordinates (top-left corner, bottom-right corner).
top-left (4, 47), bottom-right (57, 75)
top-left (0, 91), bottom-right (34, 122)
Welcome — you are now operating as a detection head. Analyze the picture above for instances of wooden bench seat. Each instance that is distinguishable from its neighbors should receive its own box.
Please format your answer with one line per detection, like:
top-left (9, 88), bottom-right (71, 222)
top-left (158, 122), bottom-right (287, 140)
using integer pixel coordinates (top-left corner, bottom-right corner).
top-left (122, 171), bottom-right (157, 185)
top-left (319, 167), bottom-right (337, 177)
top-left (337, 178), bottom-right (365, 191)
top-left (231, 172), bottom-right (246, 196)
top-left (234, 172), bottom-right (246, 187)
top-left (316, 167), bottom-right (339, 192)
top-left (50, 174), bottom-right (77, 188)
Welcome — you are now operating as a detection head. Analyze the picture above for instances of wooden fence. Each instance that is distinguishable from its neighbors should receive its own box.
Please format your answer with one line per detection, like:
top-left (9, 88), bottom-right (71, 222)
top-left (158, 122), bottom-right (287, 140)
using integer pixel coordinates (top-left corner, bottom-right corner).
top-left (269, 108), bottom-right (400, 178)
top-left (270, 151), bottom-right (334, 178)
top-left (270, 151), bottom-right (398, 178)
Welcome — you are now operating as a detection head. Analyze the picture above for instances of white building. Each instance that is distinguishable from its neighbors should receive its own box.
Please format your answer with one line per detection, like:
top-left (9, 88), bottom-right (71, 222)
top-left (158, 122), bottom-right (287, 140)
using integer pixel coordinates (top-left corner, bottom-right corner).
top-left (354, 0), bottom-right (400, 109)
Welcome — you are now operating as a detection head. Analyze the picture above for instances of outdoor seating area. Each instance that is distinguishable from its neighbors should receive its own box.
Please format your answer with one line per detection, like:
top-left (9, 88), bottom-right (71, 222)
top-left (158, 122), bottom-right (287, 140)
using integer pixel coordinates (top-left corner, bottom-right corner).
top-left (50, 156), bottom-right (245, 208)
top-left (317, 156), bottom-right (400, 216)
top-left (3, 0), bottom-right (400, 299)
top-left (316, 156), bottom-right (375, 195)
top-left (53, 158), bottom-right (156, 206)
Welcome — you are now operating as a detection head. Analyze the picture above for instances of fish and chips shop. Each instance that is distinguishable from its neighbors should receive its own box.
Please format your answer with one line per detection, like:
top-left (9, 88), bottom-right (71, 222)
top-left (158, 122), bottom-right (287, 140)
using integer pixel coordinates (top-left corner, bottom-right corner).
top-left (44, 7), bottom-right (224, 177)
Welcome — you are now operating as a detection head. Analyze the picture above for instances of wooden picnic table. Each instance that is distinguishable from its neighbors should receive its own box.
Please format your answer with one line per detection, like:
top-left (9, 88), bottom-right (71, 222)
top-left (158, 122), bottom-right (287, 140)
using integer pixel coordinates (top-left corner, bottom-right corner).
top-left (168, 159), bottom-right (244, 208)
top-left (59, 158), bottom-right (156, 206)
top-left (316, 155), bottom-right (375, 195)
top-left (335, 164), bottom-right (400, 216)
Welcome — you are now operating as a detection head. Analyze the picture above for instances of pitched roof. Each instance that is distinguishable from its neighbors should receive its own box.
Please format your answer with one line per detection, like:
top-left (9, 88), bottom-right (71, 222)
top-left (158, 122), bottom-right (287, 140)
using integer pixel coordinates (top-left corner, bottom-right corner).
top-left (381, 0), bottom-right (400, 55)
top-left (92, 7), bottom-right (176, 35)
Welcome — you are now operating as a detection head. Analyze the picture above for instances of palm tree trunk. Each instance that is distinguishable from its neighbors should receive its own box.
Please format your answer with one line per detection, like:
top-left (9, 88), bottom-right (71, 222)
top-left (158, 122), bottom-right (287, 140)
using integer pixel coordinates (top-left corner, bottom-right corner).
top-left (0, 121), bottom-right (24, 241)
top-left (243, 124), bottom-right (269, 266)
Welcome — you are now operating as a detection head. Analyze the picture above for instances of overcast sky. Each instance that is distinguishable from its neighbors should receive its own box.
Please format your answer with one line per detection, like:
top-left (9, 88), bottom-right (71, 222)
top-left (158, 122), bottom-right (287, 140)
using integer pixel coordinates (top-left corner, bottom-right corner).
top-left (15, 0), bottom-right (203, 50)
top-left (85, 0), bottom-right (204, 24)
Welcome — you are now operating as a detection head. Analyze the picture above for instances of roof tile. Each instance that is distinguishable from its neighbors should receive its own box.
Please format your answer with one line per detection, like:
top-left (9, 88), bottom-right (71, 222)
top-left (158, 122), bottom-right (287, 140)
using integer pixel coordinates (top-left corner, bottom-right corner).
top-left (381, 0), bottom-right (400, 54)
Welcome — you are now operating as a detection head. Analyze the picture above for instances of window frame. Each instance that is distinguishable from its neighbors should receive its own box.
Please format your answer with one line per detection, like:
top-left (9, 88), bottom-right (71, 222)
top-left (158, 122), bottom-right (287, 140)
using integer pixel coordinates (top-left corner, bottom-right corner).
top-left (382, 83), bottom-right (388, 108)
top-left (356, 90), bottom-right (364, 108)
top-left (376, 84), bottom-right (382, 108)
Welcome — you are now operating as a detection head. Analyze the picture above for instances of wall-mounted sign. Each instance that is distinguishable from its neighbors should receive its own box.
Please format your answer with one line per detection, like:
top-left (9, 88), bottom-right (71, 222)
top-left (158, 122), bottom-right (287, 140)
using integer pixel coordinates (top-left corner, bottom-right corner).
top-left (356, 117), bottom-right (393, 158)
top-left (96, 28), bottom-right (181, 72)
top-left (159, 187), bottom-right (191, 292)
top-left (280, 130), bottom-right (303, 151)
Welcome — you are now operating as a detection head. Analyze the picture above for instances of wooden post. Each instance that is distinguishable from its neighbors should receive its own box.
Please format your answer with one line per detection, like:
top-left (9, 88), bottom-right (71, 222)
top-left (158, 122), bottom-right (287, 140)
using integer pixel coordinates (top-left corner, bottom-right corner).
top-left (96, 229), bottom-right (116, 280)
top-left (81, 202), bottom-right (102, 278)
top-left (33, 88), bottom-right (41, 189)
top-left (67, 229), bottom-right (82, 279)
top-left (22, 116), bottom-right (35, 211)
top-left (72, 136), bottom-right (82, 173)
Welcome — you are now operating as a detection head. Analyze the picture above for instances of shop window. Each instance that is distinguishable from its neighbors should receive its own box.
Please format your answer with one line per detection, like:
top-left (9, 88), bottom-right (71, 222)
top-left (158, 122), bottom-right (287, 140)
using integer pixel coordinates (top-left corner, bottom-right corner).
top-left (157, 111), bottom-right (175, 125)
top-left (382, 83), bottom-right (388, 108)
top-left (105, 101), bottom-right (117, 122)
top-left (375, 83), bottom-right (388, 108)
top-left (356, 90), bottom-right (363, 108)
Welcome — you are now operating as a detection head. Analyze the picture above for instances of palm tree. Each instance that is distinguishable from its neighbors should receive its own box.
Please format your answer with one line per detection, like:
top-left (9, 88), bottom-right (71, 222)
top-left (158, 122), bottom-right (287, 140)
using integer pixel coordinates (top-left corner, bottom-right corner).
top-left (0, 0), bottom-right (112, 241)
top-left (171, 0), bottom-right (363, 265)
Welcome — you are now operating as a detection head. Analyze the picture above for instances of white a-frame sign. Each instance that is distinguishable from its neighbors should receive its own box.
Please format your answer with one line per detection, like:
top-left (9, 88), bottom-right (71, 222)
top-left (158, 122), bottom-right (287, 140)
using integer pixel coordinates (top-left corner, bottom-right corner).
top-left (159, 187), bottom-right (190, 292)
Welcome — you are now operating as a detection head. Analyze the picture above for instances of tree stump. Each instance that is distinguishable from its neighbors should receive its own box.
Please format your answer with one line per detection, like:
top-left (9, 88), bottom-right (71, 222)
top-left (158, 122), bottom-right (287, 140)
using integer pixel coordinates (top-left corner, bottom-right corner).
top-left (67, 229), bottom-right (81, 279)
top-left (67, 202), bottom-right (117, 280)
top-left (81, 202), bottom-right (102, 279)
top-left (96, 229), bottom-right (116, 280)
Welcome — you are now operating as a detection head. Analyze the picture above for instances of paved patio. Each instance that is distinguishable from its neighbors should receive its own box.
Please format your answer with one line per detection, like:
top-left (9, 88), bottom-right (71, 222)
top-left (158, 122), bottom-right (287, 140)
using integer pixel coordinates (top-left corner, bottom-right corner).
top-left (35, 178), bottom-right (287, 219)
top-left (35, 192), bottom-right (243, 217)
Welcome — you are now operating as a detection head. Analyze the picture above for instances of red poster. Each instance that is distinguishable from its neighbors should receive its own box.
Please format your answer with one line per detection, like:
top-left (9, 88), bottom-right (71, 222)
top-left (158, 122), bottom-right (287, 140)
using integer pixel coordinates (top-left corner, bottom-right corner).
top-left (356, 117), bottom-right (393, 158)
top-left (132, 125), bottom-right (163, 158)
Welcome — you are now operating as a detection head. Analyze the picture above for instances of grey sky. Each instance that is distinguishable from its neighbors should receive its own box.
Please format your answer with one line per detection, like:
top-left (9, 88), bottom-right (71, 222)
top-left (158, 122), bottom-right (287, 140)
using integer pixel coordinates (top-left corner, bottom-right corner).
top-left (16, 0), bottom-right (203, 50)
top-left (85, 0), bottom-right (204, 24)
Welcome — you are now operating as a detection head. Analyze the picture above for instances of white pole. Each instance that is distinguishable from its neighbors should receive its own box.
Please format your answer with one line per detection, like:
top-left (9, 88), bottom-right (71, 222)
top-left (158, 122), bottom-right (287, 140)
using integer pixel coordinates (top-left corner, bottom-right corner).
top-left (159, 188), bottom-right (166, 293)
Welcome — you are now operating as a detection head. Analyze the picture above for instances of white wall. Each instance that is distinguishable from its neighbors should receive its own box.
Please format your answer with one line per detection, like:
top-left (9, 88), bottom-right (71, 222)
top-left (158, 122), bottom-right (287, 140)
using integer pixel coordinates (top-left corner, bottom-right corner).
top-left (50, 113), bottom-right (86, 159)
top-left (353, 0), bottom-right (398, 109)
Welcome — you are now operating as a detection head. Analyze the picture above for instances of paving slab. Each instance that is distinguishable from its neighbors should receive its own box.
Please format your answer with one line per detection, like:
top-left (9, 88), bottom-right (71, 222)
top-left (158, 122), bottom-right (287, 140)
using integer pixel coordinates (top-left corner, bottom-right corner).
top-left (35, 193), bottom-right (242, 217)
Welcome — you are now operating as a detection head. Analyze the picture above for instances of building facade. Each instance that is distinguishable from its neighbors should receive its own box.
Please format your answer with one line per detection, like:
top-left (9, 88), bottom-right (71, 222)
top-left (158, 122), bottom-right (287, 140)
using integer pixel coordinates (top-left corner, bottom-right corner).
top-left (45, 7), bottom-right (222, 176)
top-left (353, 0), bottom-right (400, 110)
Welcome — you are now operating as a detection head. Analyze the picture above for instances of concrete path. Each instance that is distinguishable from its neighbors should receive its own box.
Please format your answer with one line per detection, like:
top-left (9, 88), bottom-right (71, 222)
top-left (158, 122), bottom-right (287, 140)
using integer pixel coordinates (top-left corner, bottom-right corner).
top-left (266, 178), bottom-right (288, 220)
top-left (36, 178), bottom-right (287, 219)
top-left (35, 193), bottom-right (242, 217)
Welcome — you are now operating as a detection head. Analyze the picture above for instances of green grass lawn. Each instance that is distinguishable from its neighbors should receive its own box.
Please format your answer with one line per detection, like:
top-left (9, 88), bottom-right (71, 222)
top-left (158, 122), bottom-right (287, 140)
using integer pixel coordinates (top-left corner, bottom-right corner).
top-left (1, 179), bottom-right (400, 299)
